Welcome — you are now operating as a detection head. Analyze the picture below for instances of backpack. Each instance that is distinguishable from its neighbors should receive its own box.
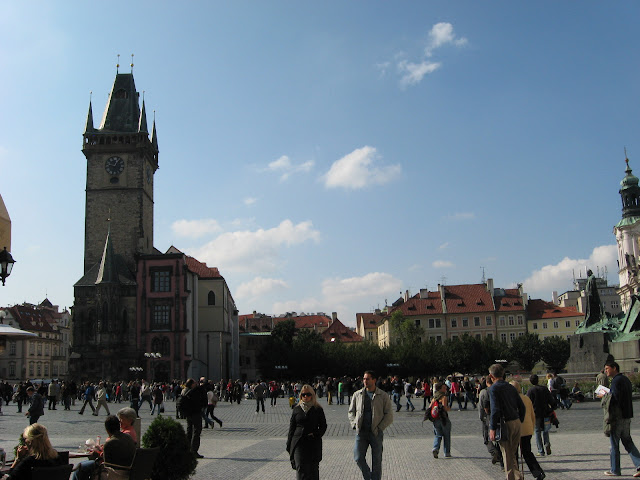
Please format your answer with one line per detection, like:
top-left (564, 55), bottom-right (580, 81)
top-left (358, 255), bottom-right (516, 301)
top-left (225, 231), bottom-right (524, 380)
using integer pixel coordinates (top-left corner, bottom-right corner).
top-left (424, 400), bottom-right (441, 422)
top-left (177, 391), bottom-right (197, 417)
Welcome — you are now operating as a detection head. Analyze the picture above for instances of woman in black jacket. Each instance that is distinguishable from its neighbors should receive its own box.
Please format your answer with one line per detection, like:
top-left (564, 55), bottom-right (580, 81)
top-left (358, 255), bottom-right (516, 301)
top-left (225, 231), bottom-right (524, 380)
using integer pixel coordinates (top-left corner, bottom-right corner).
top-left (286, 384), bottom-right (327, 480)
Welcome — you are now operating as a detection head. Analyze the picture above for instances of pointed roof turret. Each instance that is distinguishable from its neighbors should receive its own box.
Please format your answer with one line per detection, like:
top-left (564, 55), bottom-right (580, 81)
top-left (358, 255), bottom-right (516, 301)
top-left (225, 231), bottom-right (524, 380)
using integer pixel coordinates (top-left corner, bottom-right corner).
top-left (99, 73), bottom-right (141, 132)
top-left (84, 101), bottom-right (94, 134)
top-left (620, 156), bottom-right (640, 219)
top-left (150, 117), bottom-right (158, 152)
top-left (96, 229), bottom-right (118, 284)
top-left (138, 99), bottom-right (148, 133)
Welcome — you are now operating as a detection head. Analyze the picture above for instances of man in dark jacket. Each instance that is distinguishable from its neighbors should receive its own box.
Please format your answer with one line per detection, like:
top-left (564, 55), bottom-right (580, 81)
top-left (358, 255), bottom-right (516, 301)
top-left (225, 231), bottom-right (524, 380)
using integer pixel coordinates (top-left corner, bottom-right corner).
top-left (601, 361), bottom-right (640, 477)
top-left (182, 378), bottom-right (207, 458)
top-left (526, 374), bottom-right (557, 456)
top-left (488, 363), bottom-right (525, 480)
top-left (26, 386), bottom-right (44, 425)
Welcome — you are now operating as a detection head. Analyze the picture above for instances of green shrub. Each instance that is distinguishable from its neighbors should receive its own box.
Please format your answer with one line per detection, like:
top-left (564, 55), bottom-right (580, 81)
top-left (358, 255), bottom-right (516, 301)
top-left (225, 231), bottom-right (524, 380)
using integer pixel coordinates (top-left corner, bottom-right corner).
top-left (141, 415), bottom-right (197, 480)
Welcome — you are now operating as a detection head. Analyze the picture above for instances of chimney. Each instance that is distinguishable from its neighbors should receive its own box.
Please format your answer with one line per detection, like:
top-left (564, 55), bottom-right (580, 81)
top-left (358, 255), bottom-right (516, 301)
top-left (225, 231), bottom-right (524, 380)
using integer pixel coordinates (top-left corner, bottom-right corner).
top-left (486, 278), bottom-right (494, 293)
top-left (552, 291), bottom-right (558, 304)
top-left (419, 288), bottom-right (429, 299)
top-left (374, 308), bottom-right (381, 315)
top-left (331, 312), bottom-right (337, 324)
top-left (252, 310), bottom-right (257, 318)
top-left (403, 289), bottom-right (409, 302)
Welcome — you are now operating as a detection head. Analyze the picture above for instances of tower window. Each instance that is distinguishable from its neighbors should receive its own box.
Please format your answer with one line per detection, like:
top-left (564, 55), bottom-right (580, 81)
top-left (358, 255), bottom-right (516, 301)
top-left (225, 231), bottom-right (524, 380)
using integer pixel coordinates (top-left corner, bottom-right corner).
top-left (208, 290), bottom-right (216, 305)
top-left (152, 305), bottom-right (170, 330)
top-left (151, 269), bottom-right (171, 292)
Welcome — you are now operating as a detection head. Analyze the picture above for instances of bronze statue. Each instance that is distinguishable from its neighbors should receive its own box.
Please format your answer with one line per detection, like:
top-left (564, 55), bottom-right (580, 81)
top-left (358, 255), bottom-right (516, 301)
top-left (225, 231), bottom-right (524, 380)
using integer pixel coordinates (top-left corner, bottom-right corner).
top-left (584, 269), bottom-right (602, 327)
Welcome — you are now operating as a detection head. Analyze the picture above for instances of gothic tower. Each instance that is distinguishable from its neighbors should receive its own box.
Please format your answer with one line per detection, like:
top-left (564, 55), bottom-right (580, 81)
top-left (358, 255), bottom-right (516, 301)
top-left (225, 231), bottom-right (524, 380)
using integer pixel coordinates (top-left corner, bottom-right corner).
top-left (71, 71), bottom-right (159, 380)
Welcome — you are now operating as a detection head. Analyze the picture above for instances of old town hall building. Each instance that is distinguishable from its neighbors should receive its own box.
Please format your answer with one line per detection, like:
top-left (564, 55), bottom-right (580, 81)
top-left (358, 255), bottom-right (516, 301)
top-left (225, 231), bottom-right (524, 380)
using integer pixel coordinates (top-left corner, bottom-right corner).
top-left (71, 71), bottom-right (238, 382)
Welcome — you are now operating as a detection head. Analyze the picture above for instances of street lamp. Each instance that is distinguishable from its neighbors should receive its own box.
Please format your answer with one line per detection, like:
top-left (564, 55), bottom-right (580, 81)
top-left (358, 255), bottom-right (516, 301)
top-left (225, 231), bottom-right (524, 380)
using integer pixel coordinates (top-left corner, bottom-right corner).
top-left (0, 247), bottom-right (15, 286)
top-left (144, 352), bottom-right (162, 381)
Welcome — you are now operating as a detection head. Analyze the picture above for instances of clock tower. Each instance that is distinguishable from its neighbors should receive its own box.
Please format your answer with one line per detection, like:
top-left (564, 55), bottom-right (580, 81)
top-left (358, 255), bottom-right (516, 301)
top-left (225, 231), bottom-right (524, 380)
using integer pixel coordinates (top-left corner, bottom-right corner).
top-left (82, 73), bottom-right (158, 273)
top-left (71, 71), bottom-right (159, 380)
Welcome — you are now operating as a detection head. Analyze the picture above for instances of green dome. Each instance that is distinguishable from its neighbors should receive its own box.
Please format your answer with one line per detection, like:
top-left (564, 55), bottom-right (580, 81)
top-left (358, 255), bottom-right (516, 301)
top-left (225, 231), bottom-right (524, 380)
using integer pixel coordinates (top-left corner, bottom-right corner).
top-left (621, 159), bottom-right (639, 189)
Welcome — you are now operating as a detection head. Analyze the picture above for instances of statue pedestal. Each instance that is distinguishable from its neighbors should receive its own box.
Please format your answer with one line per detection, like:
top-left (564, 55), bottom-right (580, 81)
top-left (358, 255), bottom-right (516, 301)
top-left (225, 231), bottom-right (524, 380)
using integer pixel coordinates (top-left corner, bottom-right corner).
top-left (567, 332), bottom-right (610, 374)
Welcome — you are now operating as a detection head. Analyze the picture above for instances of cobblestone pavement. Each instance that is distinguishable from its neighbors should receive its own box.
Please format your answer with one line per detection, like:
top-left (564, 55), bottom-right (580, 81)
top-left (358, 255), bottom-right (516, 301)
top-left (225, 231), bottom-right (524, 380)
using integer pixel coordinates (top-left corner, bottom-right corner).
top-left (0, 397), bottom-right (634, 479)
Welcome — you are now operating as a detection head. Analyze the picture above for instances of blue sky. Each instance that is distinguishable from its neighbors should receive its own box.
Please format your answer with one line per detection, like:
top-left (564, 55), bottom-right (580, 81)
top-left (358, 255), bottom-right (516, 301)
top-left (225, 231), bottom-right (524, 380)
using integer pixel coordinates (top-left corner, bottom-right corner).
top-left (0, 2), bottom-right (638, 326)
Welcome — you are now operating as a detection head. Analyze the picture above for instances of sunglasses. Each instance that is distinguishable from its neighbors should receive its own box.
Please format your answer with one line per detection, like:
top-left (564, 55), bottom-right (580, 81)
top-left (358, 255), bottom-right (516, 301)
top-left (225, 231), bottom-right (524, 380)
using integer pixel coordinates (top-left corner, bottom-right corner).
top-left (300, 392), bottom-right (313, 398)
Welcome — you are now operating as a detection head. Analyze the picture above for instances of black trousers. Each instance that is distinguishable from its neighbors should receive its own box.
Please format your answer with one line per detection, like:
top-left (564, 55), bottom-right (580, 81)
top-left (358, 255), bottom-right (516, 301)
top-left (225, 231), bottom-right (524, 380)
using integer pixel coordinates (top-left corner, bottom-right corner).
top-left (520, 434), bottom-right (544, 479)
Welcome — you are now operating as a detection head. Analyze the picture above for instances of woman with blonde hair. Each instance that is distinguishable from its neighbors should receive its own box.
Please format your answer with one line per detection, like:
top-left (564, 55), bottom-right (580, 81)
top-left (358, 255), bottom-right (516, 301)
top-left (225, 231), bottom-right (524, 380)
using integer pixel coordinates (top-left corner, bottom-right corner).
top-left (511, 381), bottom-right (545, 480)
top-left (5, 423), bottom-right (67, 479)
top-left (286, 384), bottom-right (327, 479)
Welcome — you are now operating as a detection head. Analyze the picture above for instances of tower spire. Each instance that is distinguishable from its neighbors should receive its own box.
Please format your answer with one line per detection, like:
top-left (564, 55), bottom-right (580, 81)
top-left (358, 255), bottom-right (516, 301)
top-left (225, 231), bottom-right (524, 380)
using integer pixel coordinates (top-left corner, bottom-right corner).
top-left (139, 96), bottom-right (148, 133)
top-left (150, 111), bottom-right (158, 152)
top-left (84, 93), bottom-right (94, 134)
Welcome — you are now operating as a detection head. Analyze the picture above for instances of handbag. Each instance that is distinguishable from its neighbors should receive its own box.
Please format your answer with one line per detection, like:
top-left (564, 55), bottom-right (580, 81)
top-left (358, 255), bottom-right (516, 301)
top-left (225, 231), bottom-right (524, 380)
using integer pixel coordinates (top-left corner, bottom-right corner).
top-left (495, 417), bottom-right (509, 442)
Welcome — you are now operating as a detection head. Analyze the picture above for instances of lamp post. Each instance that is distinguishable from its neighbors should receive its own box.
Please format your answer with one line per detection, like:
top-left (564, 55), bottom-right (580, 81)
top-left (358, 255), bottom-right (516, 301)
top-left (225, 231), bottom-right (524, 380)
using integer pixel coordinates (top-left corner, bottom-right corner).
top-left (144, 352), bottom-right (162, 382)
top-left (129, 366), bottom-right (143, 379)
top-left (0, 247), bottom-right (16, 286)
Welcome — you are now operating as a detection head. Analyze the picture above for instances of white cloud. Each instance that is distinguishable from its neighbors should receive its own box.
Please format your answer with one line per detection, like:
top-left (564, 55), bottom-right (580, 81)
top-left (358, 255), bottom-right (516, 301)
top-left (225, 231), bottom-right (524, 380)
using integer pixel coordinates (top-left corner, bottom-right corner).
top-left (171, 219), bottom-right (221, 238)
top-left (321, 272), bottom-right (403, 304)
top-left (192, 219), bottom-right (321, 273)
top-left (433, 260), bottom-right (454, 268)
top-left (272, 298), bottom-right (324, 316)
top-left (426, 22), bottom-right (468, 57)
top-left (447, 212), bottom-right (475, 221)
top-left (267, 155), bottom-right (314, 181)
top-left (439, 242), bottom-right (450, 250)
top-left (236, 277), bottom-right (289, 300)
top-left (244, 197), bottom-right (257, 206)
top-left (323, 146), bottom-right (401, 190)
top-left (398, 60), bottom-right (441, 87)
top-left (408, 263), bottom-right (422, 272)
top-left (524, 245), bottom-right (618, 298)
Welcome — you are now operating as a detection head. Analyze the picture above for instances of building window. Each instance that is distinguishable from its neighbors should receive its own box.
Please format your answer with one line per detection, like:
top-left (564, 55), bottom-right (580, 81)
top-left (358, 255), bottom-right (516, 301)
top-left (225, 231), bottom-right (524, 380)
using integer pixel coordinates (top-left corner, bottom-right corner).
top-left (44, 363), bottom-right (49, 376)
top-left (53, 365), bottom-right (58, 375)
top-left (29, 362), bottom-right (34, 376)
top-left (510, 332), bottom-right (516, 342)
top-left (208, 291), bottom-right (216, 305)
top-left (45, 344), bottom-right (50, 356)
top-left (553, 321), bottom-right (559, 329)
top-left (9, 362), bottom-right (15, 377)
top-left (499, 316), bottom-right (505, 326)
top-left (435, 335), bottom-right (442, 344)
top-left (533, 323), bottom-right (538, 330)
top-left (517, 315), bottom-right (524, 325)
top-left (152, 305), bottom-right (171, 330)
top-left (9, 341), bottom-right (16, 355)
top-left (29, 342), bottom-right (35, 356)
top-left (542, 322), bottom-right (548, 329)
top-left (151, 269), bottom-right (171, 292)
top-left (486, 316), bottom-right (492, 326)
top-left (575, 319), bottom-right (580, 327)
top-left (37, 343), bottom-right (42, 356)
top-left (519, 332), bottom-right (524, 336)
top-left (474, 317), bottom-right (480, 327)
top-left (508, 316), bottom-right (515, 326)
top-left (565, 320), bottom-right (571, 328)
top-left (435, 318), bottom-right (441, 328)
top-left (451, 335), bottom-right (458, 340)
top-left (487, 333), bottom-right (493, 340)
top-left (415, 319), bottom-right (421, 327)
top-left (36, 362), bottom-right (41, 376)
top-left (475, 333), bottom-right (481, 340)
top-left (451, 318), bottom-right (457, 328)
top-left (612, 300), bottom-right (619, 309)
top-left (162, 337), bottom-right (170, 356)
top-left (462, 318), bottom-right (469, 327)
top-left (500, 333), bottom-right (507, 342)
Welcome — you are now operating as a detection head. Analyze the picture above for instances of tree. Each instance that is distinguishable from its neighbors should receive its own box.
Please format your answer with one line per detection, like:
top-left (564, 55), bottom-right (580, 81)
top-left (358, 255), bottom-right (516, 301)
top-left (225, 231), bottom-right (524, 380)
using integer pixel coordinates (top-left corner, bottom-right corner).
top-left (479, 337), bottom-right (511, 373)
top-left (271, 319), bottom-right (296, 346)
top-left (389, 310), bottom-right (424, 346)
top-left (540, 335), bottom-right (571, 373)
top-left (509, 333), bottom-right (542, 372)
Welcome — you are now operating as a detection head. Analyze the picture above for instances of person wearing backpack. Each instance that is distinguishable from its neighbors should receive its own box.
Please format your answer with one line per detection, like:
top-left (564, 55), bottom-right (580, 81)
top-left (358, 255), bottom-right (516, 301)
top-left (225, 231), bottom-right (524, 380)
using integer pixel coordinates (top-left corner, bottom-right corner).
top-left (430, 382), bottom-right (451, 458)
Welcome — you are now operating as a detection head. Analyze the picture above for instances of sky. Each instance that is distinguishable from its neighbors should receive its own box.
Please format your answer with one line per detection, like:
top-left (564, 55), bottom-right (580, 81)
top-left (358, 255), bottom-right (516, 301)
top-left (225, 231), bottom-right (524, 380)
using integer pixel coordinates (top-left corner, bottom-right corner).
top-left (0, 2), bottom-right (638, 327)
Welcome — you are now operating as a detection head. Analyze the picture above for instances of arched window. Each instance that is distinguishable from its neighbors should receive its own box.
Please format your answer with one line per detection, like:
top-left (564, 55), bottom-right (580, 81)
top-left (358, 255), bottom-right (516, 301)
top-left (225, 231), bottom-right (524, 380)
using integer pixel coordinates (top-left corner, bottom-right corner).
top-left (102, 303), bottom-right (109, 333)
top-left (208, 291), bottom-right (215, 306)
top-left (151, 337), bottom-right (161, 353)
top-left (161, 337), bottom-right (170, 356)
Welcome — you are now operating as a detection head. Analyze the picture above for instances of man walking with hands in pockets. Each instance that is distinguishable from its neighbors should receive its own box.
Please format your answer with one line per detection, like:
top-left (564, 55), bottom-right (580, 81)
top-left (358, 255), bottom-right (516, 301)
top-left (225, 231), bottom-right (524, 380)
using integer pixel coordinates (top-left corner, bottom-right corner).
top-left (348, 370), bottom-right (393, 480)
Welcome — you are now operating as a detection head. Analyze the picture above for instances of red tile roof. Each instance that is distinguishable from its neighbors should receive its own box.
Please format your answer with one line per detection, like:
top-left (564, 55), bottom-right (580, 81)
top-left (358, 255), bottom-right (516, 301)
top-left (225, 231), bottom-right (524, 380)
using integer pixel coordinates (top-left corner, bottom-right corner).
top-left (185, 256), bottom-right (222, 279)
top-left (494, 288), bottom-right (526, 312)
top-left (389, 292), bottom-right (444, 316)
top-left (238, 313), bottom-right (332, 332)
top-left (321, 318), bottom-right (363, 343)
top-left (443, 284), bottom-right (495, 313)
top-left (7, 305), bottom-right (57, 333)
top-left (356, 312), bottom-right (385, 329)
top-left (526, 299), bottom-right (582, 320)
top-left (274, 315), bottom-right (331, 329)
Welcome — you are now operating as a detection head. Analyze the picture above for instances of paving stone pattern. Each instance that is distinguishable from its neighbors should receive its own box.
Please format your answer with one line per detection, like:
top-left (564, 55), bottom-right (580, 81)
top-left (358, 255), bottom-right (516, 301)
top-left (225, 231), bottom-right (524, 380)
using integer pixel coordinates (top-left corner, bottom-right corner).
top-left (0, 397), bottom-right (634, 479)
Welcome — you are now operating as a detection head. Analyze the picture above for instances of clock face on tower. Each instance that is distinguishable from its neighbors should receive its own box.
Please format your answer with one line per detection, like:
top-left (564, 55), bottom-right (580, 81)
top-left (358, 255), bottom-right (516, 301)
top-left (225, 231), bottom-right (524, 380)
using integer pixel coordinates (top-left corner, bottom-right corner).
top-left (105, 156), bottom-right (125, 175)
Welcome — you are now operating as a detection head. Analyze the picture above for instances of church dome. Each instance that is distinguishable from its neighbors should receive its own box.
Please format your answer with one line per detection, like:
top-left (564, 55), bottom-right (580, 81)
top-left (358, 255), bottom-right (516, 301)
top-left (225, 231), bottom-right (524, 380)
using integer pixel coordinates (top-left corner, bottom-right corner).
top-left (620, 158), bottom-right (640, 219)
top-left (621, 159), bottom-right (639, 189)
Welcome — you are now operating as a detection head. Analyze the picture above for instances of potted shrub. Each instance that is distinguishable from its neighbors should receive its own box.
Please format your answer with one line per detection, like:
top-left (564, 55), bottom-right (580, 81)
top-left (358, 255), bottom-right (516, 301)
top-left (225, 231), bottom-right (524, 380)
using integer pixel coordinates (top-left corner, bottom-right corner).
top-left (141, 415), bottom-right (197, 480)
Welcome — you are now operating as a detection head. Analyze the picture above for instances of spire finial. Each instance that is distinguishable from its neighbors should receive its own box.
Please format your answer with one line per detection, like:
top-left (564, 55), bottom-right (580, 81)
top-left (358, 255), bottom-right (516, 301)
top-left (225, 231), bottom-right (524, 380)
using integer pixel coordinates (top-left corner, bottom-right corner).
top-left (130, 53), bottom-right (134, 73)
top-left (116, 54), bottom-right (120, 73)
top-left (89, 91), bottom-right (92, 102)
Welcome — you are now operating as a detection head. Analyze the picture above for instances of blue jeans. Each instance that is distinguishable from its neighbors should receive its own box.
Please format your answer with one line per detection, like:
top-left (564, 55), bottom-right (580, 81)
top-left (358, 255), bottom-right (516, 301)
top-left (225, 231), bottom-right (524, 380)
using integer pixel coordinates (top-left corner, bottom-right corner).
top-left (534, 418), bottom-right (551, 454)
top-left (354, 430), bottom-right (384, 480)
top-left (432, 418), bottom-right (451, 455)
top-left (405, 396), bottom-right (414, 410)
top-left (610, 418), bottom-right (640, 475)
top-left (392, 392), bottom-right (401, 411)
top-left (71, 460), bottom-right (96, 480)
